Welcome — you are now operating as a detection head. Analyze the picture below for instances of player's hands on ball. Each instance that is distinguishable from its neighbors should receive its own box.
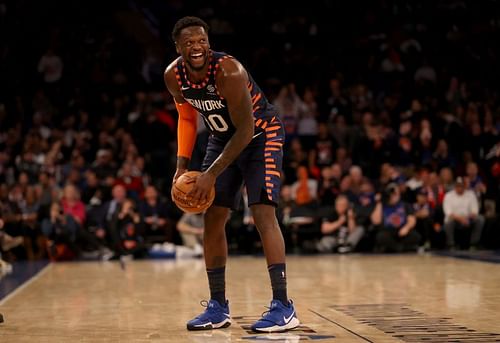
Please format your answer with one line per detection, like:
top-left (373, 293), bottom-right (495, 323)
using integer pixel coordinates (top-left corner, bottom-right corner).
top-left (171, 168), bottom-right (187, 201)
top-left (187, 171), bottom-right (216, 206)
top-left (173, 168), bottom-right (188, 185)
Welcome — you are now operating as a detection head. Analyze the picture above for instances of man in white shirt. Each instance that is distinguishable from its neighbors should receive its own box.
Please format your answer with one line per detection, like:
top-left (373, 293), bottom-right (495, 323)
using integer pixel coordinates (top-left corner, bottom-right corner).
top-left (443, 177), bottom-right (484, 249)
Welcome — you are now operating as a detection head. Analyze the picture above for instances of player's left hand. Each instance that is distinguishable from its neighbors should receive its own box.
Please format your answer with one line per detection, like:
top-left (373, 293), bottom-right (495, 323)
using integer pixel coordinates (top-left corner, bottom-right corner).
top-left (188, 171), bottom-right (216, 206)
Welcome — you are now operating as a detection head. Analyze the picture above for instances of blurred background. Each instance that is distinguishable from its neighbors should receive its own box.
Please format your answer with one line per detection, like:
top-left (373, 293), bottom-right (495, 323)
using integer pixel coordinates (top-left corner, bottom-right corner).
top-left (0, 0), bottom-right (499, 262)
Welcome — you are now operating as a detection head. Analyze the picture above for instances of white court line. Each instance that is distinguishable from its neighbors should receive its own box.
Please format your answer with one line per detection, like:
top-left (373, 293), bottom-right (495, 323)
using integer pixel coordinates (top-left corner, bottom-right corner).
top-left (0, 263), bottom-right (52, 306)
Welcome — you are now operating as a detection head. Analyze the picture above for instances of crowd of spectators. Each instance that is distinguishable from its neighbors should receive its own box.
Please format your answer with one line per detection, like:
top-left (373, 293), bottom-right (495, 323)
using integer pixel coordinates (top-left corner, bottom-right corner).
top-left (0, 1), bottom-right (499, 262)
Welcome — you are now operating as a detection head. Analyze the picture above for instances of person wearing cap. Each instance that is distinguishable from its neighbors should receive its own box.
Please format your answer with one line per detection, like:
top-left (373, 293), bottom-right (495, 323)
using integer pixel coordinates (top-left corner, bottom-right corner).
top-left (443, 177), bottom-right (484, 249)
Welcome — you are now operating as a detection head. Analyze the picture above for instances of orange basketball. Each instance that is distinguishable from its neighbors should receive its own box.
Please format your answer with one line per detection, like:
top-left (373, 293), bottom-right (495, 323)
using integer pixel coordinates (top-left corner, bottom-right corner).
top-left (172, 171), bottom-right (215, 213)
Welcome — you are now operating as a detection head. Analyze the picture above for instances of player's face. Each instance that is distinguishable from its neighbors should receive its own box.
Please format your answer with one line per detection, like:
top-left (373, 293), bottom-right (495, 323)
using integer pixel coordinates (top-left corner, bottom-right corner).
top-left (176, 26), bottom-right (210, 71)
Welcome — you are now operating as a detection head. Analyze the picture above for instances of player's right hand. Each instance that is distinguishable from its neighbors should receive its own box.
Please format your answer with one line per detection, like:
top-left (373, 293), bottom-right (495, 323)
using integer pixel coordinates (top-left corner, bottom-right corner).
top-left (172, 168), bottom-right (188, 201)
top-left (173, 168), bottom-right (188, 185)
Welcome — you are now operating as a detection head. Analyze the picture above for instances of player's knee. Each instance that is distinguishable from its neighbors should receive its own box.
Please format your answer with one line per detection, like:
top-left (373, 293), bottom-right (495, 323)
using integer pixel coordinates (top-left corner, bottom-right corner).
top-left (204, 207), bottom-right (230, 226)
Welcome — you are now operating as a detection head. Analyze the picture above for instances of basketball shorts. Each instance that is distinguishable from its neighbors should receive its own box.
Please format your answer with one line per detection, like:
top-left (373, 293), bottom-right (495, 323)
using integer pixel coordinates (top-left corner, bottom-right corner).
top-left (202, 119), bottom-right (285, 210)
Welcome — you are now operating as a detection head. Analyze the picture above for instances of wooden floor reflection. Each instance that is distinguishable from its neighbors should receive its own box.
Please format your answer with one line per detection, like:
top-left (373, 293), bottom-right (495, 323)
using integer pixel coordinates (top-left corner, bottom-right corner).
top-left (1, 254), bottom-right (500, 342)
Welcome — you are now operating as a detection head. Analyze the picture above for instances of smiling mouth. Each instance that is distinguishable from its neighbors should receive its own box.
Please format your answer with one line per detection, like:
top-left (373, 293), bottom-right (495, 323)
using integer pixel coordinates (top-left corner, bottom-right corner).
top-left (190, 52), bottom-right (205, 63)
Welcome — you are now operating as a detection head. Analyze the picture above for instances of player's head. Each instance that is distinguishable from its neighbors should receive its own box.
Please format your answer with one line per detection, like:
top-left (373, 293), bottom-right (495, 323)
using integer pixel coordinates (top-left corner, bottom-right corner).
top-left (172, 16), bottom-right (210, 71)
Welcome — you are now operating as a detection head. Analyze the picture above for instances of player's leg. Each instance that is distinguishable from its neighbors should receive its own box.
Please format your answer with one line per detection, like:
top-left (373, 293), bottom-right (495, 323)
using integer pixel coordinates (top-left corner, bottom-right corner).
top-left (186, 140), bottom-right (242, 331)
top-left (204, 205), bottom-right (230, 303)
top-left (250, 204), bottom-right (300, 332)
top-left (186, 205), bottom-right (232, 331)
top-left (241, 127), bottom-right (299, 332)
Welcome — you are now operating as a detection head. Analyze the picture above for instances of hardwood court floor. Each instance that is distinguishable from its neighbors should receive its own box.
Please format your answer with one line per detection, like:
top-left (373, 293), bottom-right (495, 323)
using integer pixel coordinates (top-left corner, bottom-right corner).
top-left (1, 254), bottom-right (500, 342)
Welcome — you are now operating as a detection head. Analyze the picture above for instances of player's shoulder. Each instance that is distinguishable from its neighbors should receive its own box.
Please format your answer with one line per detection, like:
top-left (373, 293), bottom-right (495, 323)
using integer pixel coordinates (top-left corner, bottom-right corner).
top-left (216, 54), bottom-right (246, 80)
top-left (164, 57), bottom-right (182, 95)
top-left (164, 56), bottom-right (181, 78)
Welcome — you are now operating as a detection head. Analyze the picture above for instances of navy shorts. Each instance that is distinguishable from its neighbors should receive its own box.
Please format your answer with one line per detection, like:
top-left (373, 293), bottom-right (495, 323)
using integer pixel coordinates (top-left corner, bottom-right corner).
top-left (202, 119), bottom-right (284, 210)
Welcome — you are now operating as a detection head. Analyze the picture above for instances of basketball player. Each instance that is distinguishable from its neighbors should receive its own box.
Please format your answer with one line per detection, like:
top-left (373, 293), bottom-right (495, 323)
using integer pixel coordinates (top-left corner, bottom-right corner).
top-left (164, 16), bottom-right (299, 332)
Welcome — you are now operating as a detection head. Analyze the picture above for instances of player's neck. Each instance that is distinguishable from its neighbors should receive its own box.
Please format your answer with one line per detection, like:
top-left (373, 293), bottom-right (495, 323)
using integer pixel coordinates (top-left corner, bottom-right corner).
top-left (186, 65), bottom-right (209, 83)
top-left (185, 50), bottom-right (212, 83)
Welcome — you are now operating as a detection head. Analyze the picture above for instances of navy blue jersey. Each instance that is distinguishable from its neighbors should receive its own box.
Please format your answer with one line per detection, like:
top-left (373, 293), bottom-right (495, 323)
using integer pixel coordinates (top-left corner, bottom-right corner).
top-left (175, 50), bottom-right (280, 142)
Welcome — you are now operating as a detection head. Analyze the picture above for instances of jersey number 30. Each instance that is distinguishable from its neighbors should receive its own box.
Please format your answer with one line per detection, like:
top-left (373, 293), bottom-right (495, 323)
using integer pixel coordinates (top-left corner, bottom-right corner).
top-left (204, 113), bottom-right (229, 132)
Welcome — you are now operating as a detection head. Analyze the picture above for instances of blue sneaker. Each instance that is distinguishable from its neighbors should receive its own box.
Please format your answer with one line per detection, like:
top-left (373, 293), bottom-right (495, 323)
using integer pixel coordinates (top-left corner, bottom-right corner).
top-left (251, 300), bottom-right (300, 332)
top-left (187, 300), bottom-right (231, 331)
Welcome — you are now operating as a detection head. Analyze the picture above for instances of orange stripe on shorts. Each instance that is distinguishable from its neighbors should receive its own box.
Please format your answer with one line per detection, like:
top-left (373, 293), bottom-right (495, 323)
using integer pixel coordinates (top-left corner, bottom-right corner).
top-left (266, 182), bottom-right (274, 188)
top-left (266, 170), bottom-right (281, 177)
top-left (265, 125), bottom-right (281, 132)
top-left (252, 93), bottom-right (262, 105)
top-left (266, 141), bottom-right (283, 146)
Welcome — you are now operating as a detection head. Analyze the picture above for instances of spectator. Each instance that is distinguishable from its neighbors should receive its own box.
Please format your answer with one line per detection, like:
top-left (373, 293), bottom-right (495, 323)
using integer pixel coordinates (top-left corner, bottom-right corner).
top-left (41, 202), bottom-right (80, 260)
top-left (465, 161), bottom-right (487, 203)
top-left (61, 184), bottom-right (86, 226)
top-left (316, 195), bottom-right (364, 253)
top-left (139, 185), bottom-right (173, 243)
top-left (443, 177), bottom-right (484, 249)
top-left (37, 49), bottom-right (63, 84)
top-left (114, 162), bottom-right (144, 200)
top-left (109, 198), bottom-right (145, 258)
top-left (290, 166), bottom-right (318, 207)
top-left (371, 184), bottom-right (420, 253)
top-left (0, 217), bottom-right (23, 253)
top-left (413, 188), bottom-right (444, 250)
top-left (176, 212), bottom-right (204, 254)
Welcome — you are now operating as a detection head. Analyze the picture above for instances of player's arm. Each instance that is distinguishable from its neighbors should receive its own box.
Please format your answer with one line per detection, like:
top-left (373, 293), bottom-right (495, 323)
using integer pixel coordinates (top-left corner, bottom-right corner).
top-left (189, 58), bottom-right (254, 203)
top-left (164, 61), bottom-right (198, 181)
top-left (207, 58), bottom-right (254, 176)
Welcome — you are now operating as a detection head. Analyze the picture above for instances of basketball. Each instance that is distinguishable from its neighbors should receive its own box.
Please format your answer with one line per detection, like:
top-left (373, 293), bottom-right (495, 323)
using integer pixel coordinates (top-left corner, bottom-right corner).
top-left (172, 171), bottom-right (215, 213)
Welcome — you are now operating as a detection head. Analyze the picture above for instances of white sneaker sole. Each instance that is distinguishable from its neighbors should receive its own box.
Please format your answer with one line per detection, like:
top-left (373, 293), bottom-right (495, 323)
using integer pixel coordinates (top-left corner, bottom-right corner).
top-left (252, 317), bottom-right (300, 333)
top-left (187, 318), bottom-right (231, 331)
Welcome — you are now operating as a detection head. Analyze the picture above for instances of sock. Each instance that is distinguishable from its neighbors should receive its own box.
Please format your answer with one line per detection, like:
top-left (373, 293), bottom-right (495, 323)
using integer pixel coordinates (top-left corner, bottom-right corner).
top-left (268, 263), bottom-right (288, 305)
top-left (207, 267), bottom-right (226, 306)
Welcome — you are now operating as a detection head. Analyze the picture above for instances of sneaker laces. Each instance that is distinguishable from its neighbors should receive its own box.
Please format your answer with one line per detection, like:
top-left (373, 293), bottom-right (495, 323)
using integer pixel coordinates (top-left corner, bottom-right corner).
top-left (200, 300), bottom-right (209, 308)
top-left (197, 300), bottom-right (224, 318)
top-left (260, 305), bottom-right (272, 318)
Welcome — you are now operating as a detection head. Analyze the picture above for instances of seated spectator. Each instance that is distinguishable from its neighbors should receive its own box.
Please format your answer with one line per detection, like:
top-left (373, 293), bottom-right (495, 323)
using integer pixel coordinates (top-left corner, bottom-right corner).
top-left (19, 186), bottom-right (43, 259)
top-left (289, 166), bottom-right (318, 219)
top-left (41, 202), bottom-right (111, 261)
top-left (413, 188), bottom-right (445, 250)
top-left (465, 161), bottom-right (487, 203)
top-left (176, 212), bottom-right (204, 253)
top-left (317, 165), bottom-right (340, 207)
top-left (99, 184), bottom-right (127, 238)
top-left (317, 195), bottom-right (364, 253)
top-left (41, 202), bottom-right (80, 260)
top-left (139, 185), bottom-right (173, 243)
top-left (0, 217), bottom-right (24, 253)
top-left (354, 181), bottom-right (377, 229)
top-left (1, 185), bottom-right (29, 259)
top-left (61, 184), bottom-right (86, 226)
top-left (443, 177), bottom-right (484, 249)
top-left (108, 198), bottom-right (145, 258)
top-left (371, 183), bottom-right (420, 252)
top-left (114, 162), bottom-right (144, 201)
